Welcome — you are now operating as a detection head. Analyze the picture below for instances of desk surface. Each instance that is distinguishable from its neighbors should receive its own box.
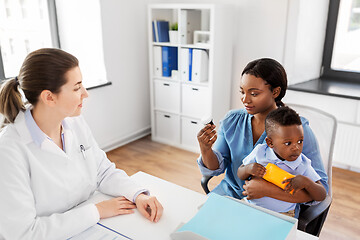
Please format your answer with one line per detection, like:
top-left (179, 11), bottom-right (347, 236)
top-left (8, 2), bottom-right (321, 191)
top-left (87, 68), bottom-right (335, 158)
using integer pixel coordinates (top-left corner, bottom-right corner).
top-left (88, 171), bottom-right (318, 240)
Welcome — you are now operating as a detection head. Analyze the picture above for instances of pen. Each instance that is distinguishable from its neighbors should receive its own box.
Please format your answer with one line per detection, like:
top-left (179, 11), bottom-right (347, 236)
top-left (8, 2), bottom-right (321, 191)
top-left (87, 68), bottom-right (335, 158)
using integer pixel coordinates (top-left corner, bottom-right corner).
top-left (80, 145), bottom-right (86, 159)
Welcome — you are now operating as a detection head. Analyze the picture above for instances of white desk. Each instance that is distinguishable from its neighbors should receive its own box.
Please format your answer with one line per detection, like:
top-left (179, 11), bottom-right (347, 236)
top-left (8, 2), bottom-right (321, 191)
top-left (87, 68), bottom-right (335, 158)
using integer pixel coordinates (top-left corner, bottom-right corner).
top-left (86, 171), bottom-right (318, 240)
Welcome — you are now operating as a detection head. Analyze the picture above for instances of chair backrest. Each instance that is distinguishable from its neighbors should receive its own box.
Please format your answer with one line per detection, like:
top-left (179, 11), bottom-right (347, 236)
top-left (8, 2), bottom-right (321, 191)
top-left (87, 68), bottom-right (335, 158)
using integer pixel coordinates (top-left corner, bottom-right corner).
top-left (287, 103), bottom-right (337, 195)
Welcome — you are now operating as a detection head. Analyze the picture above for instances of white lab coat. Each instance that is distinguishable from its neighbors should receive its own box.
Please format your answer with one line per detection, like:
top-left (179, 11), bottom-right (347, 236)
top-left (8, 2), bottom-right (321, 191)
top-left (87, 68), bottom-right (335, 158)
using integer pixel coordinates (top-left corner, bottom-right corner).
top-left (0, 111), bottom-right (145, 240)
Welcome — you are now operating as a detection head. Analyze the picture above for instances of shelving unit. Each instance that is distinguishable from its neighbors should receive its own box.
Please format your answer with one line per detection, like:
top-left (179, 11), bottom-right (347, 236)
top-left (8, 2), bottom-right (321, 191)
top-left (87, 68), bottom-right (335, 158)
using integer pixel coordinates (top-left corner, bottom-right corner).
top-left (148, 4), bottom-right (232, 152)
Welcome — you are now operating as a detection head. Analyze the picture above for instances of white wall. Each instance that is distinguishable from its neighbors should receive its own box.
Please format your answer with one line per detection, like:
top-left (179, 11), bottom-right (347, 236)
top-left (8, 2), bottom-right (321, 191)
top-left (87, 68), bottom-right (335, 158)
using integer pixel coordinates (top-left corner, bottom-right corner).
top-left (229, 0), bottom-right (289, 109)
top-left (82, 0), bottom-right (152, 150)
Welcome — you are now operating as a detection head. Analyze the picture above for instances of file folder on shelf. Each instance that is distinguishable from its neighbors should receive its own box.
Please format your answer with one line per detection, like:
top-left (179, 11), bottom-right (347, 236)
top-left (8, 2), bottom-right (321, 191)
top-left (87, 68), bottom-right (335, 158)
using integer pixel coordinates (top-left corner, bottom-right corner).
top-left (170, 193), bottom-right (297, 240)
top-left (180, 48), bottom-right (189, 81)
top-left (191, 49), bottom-right (208, 82)
top-left (152, 21), bottom-right (157, 42)
top-left (153, 20), bottom-right (170, 42)
top-left (188, 48), bottom-right (193, 81)
top-left (153, 46), bottom-right (162, 77)
top-left (180, 10), bottom-right (201, 44)
top-left (162, 46), bottom-right (178, 77)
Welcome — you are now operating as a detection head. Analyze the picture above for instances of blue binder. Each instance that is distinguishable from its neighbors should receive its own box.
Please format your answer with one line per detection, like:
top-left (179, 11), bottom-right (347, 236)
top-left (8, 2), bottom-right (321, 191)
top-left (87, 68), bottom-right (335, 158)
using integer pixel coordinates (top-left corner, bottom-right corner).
top-left (188, 48), bottom-right (193, 81)
top-left (157, 21), bottom-right (170, 42)
top-left (162, 46), bottom-right (178, 77)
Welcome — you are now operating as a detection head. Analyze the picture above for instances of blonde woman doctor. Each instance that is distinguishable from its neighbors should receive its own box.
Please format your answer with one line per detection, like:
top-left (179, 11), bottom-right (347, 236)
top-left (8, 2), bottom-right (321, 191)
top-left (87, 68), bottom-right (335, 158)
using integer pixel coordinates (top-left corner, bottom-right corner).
top-left (0, 48), bottom-right (163, 240)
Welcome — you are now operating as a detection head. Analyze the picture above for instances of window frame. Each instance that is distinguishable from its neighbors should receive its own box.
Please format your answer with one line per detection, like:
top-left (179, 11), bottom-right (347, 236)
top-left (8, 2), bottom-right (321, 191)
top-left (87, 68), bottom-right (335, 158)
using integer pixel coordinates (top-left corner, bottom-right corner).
top-left (0, 48), bottom-right (4, 80)
top-left (48, 0), bottom-right (60, 49)
top-left (322, 0), bottom-right (360, 81)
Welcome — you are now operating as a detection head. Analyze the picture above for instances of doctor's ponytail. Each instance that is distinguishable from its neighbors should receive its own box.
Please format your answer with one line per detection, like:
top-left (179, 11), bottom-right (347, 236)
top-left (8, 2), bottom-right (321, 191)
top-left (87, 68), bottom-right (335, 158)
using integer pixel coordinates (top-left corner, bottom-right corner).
top-left (0, 77), bottom-right (25, 126)
top-left (0, 48), bottom-right (78, 128)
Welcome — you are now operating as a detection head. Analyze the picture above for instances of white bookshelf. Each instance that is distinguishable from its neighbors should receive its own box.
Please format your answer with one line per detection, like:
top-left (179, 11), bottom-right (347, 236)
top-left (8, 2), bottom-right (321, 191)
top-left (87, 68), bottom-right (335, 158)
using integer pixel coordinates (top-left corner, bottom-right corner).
top-left (148, 4), bottom-right (232, 153)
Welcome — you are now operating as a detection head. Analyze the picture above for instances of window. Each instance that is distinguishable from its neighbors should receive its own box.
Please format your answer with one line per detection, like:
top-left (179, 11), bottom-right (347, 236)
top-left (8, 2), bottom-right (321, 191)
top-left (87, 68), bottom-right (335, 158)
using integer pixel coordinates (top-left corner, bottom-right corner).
top-left (0, 0), bottom-right (109, 89)
top-left (323, 0), bottom-right (360, 80)
top-left (54, 0), bottom-right (109, 89)
top-left (0, 0), bottom-right (55, 79)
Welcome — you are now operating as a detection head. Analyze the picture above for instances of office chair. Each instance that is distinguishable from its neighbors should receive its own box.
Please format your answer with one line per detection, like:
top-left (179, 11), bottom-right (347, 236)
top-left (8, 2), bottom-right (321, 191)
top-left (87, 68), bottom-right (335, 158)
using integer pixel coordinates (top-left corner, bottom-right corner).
top-left (201, 103), bottom-right (337, 237)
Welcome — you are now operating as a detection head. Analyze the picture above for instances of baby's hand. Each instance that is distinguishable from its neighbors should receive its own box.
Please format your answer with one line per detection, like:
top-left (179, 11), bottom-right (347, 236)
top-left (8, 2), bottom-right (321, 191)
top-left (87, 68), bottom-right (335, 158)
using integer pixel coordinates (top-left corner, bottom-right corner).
top-left (247, 163), bottom-right (266, 178)
top-left (282, 175), bottom-right (308, 194)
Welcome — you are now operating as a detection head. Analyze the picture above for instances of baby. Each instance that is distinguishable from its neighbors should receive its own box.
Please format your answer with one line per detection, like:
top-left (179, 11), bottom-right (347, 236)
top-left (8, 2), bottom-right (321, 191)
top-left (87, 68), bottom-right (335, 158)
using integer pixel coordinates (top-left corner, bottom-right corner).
top-left (237, 106), bottom-right (326, 217)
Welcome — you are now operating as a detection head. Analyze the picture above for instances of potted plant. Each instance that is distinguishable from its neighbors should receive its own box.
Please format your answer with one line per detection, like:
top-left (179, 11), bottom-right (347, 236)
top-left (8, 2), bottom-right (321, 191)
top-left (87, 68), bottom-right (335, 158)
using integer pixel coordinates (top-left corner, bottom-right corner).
top-left (169, 22), bottom-right (178, 44)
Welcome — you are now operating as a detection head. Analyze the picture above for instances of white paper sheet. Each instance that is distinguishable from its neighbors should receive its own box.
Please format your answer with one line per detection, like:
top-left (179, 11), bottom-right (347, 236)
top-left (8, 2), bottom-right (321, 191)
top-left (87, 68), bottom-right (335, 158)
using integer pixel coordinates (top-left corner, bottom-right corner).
top-left (69, 223), bottom-right (132, 240)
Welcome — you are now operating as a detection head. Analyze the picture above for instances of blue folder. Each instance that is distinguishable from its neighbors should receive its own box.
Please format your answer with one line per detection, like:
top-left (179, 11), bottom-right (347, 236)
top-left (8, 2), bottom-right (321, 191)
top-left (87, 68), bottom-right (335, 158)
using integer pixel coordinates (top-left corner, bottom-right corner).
top-left (175, 193), bottom-right (296, 240)
top-left (157, 21), bottom-right (170, 42)
top-left (188, 48), bottom-right (193, 81)
top-left (162, 46), bottom-right (178, 77)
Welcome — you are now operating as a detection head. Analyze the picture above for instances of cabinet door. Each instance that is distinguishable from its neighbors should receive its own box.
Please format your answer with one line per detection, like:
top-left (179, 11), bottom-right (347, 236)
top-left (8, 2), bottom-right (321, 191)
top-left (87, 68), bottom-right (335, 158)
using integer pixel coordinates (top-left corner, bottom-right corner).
top-left (181, 117), bottom-right (202, 150)
top-left (181, 84), bottom-right (210, 118)
top-left (154, 80), bottom-right (180, 112)
top-left (155, 111), bottom-right (180, 143)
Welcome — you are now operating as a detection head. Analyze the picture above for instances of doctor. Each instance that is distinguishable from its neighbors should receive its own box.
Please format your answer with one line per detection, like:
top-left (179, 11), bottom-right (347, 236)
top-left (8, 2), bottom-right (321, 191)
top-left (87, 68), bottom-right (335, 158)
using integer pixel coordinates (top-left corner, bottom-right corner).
top-left (0, 48), bottom-right (163, 240)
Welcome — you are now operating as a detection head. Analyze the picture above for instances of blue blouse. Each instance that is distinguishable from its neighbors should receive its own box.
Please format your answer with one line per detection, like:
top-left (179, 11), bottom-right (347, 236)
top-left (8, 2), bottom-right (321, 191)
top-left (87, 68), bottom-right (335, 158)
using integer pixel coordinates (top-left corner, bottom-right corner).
top-left (197, 109), bottom-right (329, 216)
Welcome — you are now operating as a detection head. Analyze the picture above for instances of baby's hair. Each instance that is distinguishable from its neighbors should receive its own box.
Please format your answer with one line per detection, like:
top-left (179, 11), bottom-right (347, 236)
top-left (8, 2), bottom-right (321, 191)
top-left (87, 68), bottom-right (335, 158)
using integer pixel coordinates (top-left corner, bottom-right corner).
top-left (265, 106), bottom-right (302, 137)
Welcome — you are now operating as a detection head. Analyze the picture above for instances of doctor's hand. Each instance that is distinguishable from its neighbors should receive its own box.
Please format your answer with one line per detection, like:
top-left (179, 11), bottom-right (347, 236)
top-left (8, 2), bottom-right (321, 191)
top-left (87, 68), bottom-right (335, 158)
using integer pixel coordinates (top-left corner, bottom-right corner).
top-left (135, 193), bottom-right (163, 223)
top-left (95, 197), bottom-right (137, 219)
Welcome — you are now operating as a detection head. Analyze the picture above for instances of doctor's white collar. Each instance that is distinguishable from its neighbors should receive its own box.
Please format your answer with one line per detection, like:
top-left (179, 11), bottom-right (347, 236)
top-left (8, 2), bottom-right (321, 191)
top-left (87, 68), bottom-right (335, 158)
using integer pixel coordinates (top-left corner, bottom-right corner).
top-left (24, 108), bottom-right (68, 148)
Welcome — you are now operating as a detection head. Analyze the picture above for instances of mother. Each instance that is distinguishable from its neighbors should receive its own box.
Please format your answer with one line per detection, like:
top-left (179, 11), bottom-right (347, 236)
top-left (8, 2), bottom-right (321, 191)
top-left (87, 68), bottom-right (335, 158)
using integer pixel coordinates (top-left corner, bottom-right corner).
top-left (197, 58), bottom-right (328, 217)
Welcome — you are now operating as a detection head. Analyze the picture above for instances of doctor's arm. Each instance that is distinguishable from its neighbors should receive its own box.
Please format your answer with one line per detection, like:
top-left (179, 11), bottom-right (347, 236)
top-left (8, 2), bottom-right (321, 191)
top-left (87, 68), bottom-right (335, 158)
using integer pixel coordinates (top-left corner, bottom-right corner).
top-left (86, 127), bottom-right (163, 222)
top-left (94, 193), bottom-right (162, 223)
top-left (0, 145), bottom-right (100, 240)
top-left (95, 196), bottom-right (136, 218)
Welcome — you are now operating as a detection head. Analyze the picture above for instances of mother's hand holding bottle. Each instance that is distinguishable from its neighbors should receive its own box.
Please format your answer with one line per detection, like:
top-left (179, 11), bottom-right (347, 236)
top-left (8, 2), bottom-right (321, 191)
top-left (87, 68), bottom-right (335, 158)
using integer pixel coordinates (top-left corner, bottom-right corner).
top-left (197, 123), bottom-right (219, 170)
